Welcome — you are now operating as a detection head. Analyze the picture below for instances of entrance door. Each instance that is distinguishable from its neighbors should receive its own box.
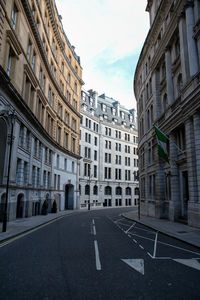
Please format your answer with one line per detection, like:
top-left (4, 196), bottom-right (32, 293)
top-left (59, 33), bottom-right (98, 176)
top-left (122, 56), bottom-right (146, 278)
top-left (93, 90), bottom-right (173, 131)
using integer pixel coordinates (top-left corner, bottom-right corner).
top-left (65, 184), bottom-right (74, 210)
top-left (16, 194), bottom-right (24, 218)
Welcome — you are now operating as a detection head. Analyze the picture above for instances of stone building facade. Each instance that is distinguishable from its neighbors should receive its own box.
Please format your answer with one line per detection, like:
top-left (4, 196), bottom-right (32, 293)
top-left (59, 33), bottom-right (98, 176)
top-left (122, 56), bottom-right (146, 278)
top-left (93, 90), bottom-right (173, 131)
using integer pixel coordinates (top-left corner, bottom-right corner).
top-left (79, 89), bottom-right (139, 209)
top-left (0, 0), bottom-right (83, 221)
top-left (134, 0), bottom-right (200, 227)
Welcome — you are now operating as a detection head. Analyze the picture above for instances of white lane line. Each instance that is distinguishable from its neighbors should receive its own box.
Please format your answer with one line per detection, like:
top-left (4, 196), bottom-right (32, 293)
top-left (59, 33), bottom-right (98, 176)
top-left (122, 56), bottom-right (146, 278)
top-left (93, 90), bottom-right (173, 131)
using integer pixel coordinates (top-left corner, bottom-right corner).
top-left (139, 245), bottom-right (144, 250)
top-left (128, 234), bottom-right (131, 238)
top-left (125, 222), bottom-right (136, 234)
top-left (153, 232), bottom-right (158, 258)
top-left (130, 233), bottom-right (200, 257)
top-left (92, 219), bottom-right (95, 225)
top-left (94, 240), bottom-right (101, 271)
top-left (93, 225), bottom-right (96, 236)
top-left (147, 252), bottom-right (153, 258)
top-left (133, 239), bottom-right (137, 243)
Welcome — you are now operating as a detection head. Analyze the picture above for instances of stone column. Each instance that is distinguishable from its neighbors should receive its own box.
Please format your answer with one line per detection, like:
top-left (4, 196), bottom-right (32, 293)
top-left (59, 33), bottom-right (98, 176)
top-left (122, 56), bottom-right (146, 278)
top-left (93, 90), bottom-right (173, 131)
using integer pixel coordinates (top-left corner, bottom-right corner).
top-left (169, 133), bottom-right (180, 221)
top-left (193, 113), bottom-right (200, 202)
top-left (165, 48), bottom-right (174, 105)
top-left (185, 3), bottom-right (199, 76)
top-left (178, 13), bottom-right (190, 84)
top-left (194, 0), bottom-right (200, 23)
top-left (185, 119), bottom-right (198, 203)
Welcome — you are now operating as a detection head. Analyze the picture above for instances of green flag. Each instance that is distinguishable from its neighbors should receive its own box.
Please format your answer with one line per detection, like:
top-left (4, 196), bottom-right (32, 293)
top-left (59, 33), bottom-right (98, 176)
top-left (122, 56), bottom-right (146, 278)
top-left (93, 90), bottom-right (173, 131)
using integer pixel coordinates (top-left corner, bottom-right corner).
top-left (154, 126), bottom-right (169, 163)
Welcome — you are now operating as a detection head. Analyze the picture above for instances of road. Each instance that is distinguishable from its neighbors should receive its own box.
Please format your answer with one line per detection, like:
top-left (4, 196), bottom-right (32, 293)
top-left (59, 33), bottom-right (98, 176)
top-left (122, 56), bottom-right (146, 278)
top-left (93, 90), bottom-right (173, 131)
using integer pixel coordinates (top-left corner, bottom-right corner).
top-left (0, 207), bottom-right (200, 299)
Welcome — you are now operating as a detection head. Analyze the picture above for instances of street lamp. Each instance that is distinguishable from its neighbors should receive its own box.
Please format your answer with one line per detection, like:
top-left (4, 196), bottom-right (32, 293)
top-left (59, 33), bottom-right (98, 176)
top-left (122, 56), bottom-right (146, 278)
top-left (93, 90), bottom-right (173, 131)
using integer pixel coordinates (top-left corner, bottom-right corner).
top-left (88, 163), bottom-right (91, 210)
top-left (2, 111), bottom-right (15, 232)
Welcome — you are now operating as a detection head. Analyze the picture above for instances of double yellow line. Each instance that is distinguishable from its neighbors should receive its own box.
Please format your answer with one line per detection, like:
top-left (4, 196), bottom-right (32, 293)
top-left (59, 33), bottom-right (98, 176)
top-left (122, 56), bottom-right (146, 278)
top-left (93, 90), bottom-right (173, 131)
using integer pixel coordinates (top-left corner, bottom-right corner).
top-left (0, 215), bottom-right (65, 248)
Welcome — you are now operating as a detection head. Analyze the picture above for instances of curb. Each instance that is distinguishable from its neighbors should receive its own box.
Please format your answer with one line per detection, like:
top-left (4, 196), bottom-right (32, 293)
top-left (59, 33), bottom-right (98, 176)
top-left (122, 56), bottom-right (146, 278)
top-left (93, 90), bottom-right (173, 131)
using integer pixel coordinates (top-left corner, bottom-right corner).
top-left (122, 213), bottom-right (200, 250)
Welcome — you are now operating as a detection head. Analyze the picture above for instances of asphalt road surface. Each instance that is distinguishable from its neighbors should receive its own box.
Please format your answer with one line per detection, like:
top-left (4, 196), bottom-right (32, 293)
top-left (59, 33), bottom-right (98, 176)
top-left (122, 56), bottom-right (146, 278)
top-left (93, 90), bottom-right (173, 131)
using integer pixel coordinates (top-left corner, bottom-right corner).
top-left (0, 207), bottom-right (200, 300)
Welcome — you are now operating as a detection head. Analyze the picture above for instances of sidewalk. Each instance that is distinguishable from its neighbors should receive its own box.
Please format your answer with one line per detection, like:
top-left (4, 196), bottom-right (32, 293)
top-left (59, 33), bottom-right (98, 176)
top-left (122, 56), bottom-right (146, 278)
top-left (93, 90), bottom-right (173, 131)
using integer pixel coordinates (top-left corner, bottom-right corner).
top-left (0, 210), bottom-right (76, 242)
top-left (122, 210), bottom-right (200, 248)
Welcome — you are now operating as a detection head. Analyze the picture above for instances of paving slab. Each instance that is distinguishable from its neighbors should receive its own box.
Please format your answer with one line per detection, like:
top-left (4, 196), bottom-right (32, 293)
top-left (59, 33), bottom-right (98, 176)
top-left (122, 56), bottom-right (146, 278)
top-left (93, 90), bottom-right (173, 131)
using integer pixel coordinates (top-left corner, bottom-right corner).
top-left (122, 210), bottom-right (200, 248)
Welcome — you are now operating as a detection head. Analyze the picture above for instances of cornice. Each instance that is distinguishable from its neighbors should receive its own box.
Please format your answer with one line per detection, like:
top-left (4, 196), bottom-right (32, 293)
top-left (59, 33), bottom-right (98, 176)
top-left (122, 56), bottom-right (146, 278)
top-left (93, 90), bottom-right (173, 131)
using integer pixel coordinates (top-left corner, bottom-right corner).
top-left (21, 0), bottom-right (82, 119)
top-left (24, 64), bottom-right (38, 89)
top-left (6, 30), bottom-right (22, 56)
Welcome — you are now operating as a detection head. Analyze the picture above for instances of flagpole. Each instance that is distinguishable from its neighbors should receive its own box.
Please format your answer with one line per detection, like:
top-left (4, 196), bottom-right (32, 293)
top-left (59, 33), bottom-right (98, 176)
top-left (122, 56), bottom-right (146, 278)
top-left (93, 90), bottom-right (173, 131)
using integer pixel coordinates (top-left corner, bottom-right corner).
top-left (154, 125), bottom-right (184, 154)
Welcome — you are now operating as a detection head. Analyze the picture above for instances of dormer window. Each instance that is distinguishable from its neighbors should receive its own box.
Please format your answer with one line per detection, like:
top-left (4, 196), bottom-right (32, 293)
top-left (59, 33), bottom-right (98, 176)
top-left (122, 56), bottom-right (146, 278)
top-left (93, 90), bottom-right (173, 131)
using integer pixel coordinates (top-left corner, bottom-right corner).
top-left (102, 104), bottom-right (107, 112)
top-left (112, 108), bottom-right (116, 116)
top-left (121, 111), bottom-right (125, 119)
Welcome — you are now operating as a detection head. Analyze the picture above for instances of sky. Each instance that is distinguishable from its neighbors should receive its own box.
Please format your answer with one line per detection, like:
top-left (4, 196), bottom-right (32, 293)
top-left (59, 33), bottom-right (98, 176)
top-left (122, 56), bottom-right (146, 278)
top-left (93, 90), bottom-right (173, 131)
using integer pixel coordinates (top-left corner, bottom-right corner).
top-left (55, 0), bottom-right (150, 110)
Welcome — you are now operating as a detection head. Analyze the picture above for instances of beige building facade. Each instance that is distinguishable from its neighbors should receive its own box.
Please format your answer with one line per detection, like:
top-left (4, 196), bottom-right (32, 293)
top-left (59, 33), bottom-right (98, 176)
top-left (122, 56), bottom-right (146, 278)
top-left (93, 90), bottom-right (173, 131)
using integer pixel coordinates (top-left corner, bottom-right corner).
top-left (0, 0), bottom-right (83, 221)
top-left (134, 0), bottom-right (200, 227)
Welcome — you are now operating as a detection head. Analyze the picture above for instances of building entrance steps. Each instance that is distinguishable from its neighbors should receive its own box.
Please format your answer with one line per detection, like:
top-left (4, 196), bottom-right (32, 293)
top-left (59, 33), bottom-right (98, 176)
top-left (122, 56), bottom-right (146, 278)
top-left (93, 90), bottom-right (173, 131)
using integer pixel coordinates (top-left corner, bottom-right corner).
top-left (122, 210), bottom-right (200, 248)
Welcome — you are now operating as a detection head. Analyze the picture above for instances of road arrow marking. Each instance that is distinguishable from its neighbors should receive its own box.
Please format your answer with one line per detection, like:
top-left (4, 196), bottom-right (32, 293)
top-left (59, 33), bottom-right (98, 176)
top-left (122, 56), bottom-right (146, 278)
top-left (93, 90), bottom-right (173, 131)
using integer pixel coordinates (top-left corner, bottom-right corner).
top-left (121, 259), bottom-right (144, 275)
top-left (173, 259), bottom-right (200, 271)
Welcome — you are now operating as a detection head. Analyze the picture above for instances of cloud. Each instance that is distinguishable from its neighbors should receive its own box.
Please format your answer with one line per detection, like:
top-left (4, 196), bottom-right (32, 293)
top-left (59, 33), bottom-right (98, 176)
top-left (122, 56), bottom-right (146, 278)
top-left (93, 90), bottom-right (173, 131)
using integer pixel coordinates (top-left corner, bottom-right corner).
top-left (55, 0), bottom-right (149, 109)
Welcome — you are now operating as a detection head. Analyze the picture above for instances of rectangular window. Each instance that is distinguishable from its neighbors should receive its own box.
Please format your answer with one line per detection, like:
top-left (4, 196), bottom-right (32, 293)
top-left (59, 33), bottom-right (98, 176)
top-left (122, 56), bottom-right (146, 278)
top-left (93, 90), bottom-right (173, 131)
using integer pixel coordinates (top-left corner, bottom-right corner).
top-left (11, 4), bottom-right (17, 30)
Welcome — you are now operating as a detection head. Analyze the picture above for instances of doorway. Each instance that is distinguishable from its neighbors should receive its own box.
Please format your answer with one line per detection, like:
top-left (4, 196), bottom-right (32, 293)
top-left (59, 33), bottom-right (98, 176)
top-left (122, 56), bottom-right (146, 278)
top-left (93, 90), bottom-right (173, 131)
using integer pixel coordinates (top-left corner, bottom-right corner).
top-left (16, 194), bottom-right (24, 218)
top-left (65, 184), bottom-right (74, 209)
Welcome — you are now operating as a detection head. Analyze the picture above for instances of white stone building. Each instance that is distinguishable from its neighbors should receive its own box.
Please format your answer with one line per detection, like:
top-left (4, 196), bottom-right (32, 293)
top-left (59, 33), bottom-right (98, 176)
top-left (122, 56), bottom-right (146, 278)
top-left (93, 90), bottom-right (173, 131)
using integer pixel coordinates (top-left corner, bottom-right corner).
top-left (134, 0), bottom-right (200, 227)
top-left (79, 90), bottom-right (139, 209)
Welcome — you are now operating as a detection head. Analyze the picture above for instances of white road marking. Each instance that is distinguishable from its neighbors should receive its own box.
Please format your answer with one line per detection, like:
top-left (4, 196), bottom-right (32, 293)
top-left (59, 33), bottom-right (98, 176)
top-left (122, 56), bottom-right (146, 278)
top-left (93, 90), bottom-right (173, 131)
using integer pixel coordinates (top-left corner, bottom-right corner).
top-left (93, 225), bottom-right (96, 236)
top-left (94, 240), bottom-right (101, 271)
top-left (153, 232), bottom-right (158, 258)
top-left (92, 219), bottom-right (95, 225)
top-left (147, 252), bottom-right (153, 258)
top-left (122, 259), bottom-right (144, 275)
top-left (129, 233), bottom-right (200, 256)
top-left (173, 259), bottom-right (200, 271)
top-left (139, 245), bottom-right (144, 250)
top-left (125, 222), bottom-right (136, 234)
top-left (133, 239), bottom-right (137, 243)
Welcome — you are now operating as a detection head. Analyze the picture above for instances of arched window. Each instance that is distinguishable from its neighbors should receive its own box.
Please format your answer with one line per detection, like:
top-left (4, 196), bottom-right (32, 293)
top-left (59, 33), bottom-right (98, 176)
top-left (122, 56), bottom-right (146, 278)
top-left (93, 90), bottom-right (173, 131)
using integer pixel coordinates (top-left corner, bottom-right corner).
top-left (85, 185), bottom-right (90, 195)
top-left (135, 187), bottom-right (139, 196)
top-left (177, 74), bottom-right (183, 96)
top-left (93, 185), bottom-right (98, 195)
top-left (105, 186), bottom-right (112, 195)
top-left (126, 187), bottom-right (131, 195)
top-left (116, 187), bottom-right (122, 195)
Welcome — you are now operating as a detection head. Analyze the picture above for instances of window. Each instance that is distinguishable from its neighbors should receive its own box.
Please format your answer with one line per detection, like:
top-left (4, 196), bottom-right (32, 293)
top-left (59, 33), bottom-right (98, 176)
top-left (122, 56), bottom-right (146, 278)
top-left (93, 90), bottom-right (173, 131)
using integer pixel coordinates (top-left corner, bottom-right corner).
top-left (72, 161), bottom-right (75, 173)
top-left (93, 165), bottom-right (97, 178)
top-left (64, 158), bottom-right (67, 171)
top-left (74, 82), bottom-right (77, 93)
top-left (126, 187), bottom-right (131, 195)
top-left (104, 167), bottom-right (111, 179)
top-left (31, 51), bottom-right (36, 70)
top-left (71, 137), bottom-right (76, 153)
top-left (93, 185), bottom-right (98, 195)
top-left (57, 126), bottom-right (61, 144)
top-left (105, 186), bottom-right (112, 195)
top-left (65, 111), bottom-right (69, 125)
top-left (64, 132), bottom-right (69, 149)
top-left (11, 4), bottom-right (17, 30)
top-left (56, 155), bottom-right (60, 168)
top-left (85, 185), bottom-right (90, 195)
top-left (94, 150), bottom-right (97, 160)
top-left (177, 74), bottom-right (183, 96)
top-left (67, 73), bottom-right (71, 84)
top-left (94, 137), bottom-right (97, 146)
top-left (6, 47), bottom-right (14, 77)
top-left (115, 169), bottom-right (121, 180)
top-left (72, 118), bottom-right (76, 131)
top-left (116, 187), bottom-right (122, 195)
top-left (27, 40), bottom-right (32, 61)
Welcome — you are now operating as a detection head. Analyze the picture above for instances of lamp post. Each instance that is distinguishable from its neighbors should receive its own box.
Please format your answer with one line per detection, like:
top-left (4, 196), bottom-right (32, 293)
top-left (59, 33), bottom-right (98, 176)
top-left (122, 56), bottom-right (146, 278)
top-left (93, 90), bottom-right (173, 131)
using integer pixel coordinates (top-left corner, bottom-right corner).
top-left (2, 112), bottom-right (15, 232)
top-left (88, 163), bottom-right (91, 210)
